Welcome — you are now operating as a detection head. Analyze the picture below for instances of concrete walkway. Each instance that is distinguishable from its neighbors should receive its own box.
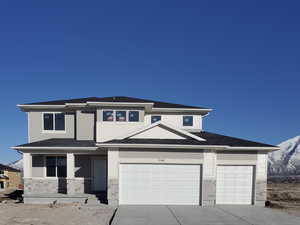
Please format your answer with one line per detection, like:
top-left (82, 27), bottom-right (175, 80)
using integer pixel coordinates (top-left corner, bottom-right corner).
top-left (111, 205), bottom-right (300, 225)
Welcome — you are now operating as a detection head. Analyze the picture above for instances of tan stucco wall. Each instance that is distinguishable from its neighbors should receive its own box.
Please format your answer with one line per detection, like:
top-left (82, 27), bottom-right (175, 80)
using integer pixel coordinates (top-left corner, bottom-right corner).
top-left (28, 111), bottom-right (75, 142)
top-left (119, 148), bottom-right (204, 164)
top-left (76, 110), bottom-right (95, 141)
top-left (1, 170), bottom-right (21, 190)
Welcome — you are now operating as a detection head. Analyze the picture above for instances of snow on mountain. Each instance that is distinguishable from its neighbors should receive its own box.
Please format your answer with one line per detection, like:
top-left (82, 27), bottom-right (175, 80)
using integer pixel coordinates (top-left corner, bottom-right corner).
top-left (8, 159), bottom-right (23, 171)
top-left (268, 135), bottom-right (300, 176)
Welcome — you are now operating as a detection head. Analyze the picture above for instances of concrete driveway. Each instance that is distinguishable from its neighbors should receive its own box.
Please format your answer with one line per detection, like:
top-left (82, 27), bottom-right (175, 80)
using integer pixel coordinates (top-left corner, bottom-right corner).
top-left (111, 205), bottom-right (300, 225)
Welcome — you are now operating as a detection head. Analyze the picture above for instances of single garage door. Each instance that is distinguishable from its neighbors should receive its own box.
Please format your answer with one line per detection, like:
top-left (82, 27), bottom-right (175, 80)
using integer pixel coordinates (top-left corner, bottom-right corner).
top-left (216, 165), bottom-right (254, 205)
top-left (119, 164), bottom-right (201, 205)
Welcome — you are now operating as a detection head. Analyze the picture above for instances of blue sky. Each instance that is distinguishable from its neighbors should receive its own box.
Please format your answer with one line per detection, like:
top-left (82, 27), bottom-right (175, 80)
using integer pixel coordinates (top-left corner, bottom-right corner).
top-left (0, 0), bottom-right (300, 163)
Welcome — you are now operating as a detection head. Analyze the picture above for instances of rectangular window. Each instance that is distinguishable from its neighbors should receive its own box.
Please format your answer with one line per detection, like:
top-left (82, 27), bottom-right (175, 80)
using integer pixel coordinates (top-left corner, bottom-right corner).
top-left (151, 115), bottom-right (161, 123)
top-left (0, 181), bottom-right (4, 189)
top-left (183, 116), bottom-right (193, 126)
top-left (57, 156), bottom-right (67, 177)
top-left (43, 113), bottom-right (54, 130)
top-left (43, 113), bottom-right (65, 131)
top-left (129, 111), bottom-right (139, 122)
top-left (0, 170), bottom-right (4, 175)
top-left (116, 111), bottom-right (126, 121)
top-left (46, 156), bottom-right (66, 178)
top-left (55, 113), bottom-right (65, 130)
top-left (103, 111), bottom-right (114, 121)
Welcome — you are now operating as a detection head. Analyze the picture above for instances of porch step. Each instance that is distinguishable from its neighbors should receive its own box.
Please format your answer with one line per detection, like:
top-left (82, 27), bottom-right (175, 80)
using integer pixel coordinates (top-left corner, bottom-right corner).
top-left (85, 198), bottom-right (101, 205)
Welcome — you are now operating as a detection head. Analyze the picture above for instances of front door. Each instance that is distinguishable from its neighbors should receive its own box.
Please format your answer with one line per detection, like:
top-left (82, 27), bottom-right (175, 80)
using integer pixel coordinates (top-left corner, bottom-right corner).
top-left (92, 158), bottom-right (107, 192)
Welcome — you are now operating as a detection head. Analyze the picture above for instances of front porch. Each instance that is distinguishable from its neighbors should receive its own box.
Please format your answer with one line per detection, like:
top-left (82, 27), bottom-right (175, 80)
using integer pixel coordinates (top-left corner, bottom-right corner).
top-left (23, 152), bottom-right (108, 204)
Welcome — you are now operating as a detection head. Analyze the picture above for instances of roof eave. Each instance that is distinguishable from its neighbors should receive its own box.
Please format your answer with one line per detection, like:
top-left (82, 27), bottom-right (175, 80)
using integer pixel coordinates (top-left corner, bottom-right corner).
top-left (17, 104), bottom-right (66, 111)
top-left (96, 143), bottom-right (279, 151)
top-left (10, 146), bottom-right (98, 151)
top-left (151, 108), bottom-right (212, 113)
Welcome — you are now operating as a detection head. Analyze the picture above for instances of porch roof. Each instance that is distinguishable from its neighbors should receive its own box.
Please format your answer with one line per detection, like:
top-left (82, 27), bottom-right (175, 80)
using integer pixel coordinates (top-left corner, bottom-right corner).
top-left (102, 131), bottom-right (278, 150)
top-left (0, 163), bottom-right (20, 172)
top-left (13, 138), bottom-right (97, 150)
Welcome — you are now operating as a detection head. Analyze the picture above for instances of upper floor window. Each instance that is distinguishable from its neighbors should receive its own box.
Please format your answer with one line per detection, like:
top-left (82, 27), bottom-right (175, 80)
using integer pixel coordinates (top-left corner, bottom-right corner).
top-left (0, 170), bottom-right (4, 175)
top-left (103, 110), bottom-right (140, 122)
top-left (129, 111), bottom-right (139, 122)
top-left (116, 111), bottom-right (126, 121)
top-left (43, 113), bottom-right (65, 131)
top-left (103, 111), bottom-right (114, 121)
top-left (46, 156), bottom-right (66, 177)
top-left (151, 115), bottom-right (161, 124)
top-left (183, 116), bottom-right (193, 126)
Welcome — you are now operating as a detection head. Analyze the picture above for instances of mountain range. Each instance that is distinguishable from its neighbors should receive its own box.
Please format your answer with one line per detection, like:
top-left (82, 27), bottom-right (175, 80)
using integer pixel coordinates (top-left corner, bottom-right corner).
top-left (268, 135), bottom-right (300, 176)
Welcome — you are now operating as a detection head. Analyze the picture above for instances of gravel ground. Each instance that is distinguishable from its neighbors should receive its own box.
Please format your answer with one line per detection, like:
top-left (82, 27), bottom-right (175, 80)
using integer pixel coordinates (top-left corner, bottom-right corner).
top-left (268, 183), bottom-right (300, 217)
top-left (0, 201), bottom-right (116, 225)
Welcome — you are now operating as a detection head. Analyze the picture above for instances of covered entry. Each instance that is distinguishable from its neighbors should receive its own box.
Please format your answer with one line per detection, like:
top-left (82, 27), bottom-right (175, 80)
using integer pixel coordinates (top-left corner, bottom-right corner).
top-left (119, 164), bottom-right (201, 205)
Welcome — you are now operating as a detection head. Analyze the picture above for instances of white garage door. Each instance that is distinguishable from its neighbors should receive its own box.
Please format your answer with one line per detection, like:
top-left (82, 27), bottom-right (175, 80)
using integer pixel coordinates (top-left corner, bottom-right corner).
top-left (119, 164), bottom-right (201, 205)
top-left (216, 165), bottom-right (254, 205)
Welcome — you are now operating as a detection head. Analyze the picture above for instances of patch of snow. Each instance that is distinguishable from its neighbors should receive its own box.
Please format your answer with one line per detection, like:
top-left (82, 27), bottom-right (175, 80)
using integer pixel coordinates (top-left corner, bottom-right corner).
top-left (269, 135), bottom-right (300, 176)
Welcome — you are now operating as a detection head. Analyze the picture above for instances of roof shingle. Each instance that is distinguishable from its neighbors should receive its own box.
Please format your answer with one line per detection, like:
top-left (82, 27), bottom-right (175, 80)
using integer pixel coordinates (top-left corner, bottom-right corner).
top-left (104, 131), bottom-right (276, 147)
top-left (23, 96), bottom-right (209, 109)
top-left (15, 139), bottom-right (96, 148)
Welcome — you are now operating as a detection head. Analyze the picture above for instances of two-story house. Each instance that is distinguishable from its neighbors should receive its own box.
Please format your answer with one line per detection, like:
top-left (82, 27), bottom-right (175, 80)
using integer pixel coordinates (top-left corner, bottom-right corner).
top-left (12, 96), bottom-right (279, 205)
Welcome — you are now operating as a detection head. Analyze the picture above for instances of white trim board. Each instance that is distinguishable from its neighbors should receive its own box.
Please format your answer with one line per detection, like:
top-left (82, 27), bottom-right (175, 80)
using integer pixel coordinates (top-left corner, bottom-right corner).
top-left (97, 143), bottom-right (279, 151)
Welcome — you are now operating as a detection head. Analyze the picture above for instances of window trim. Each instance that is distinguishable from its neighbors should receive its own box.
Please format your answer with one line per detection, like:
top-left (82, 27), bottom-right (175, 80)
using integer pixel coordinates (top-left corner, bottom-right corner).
top-left (42, 112), bottom-right (66, 133)
top-left (103, 110), bottom-right (115, 122)
top-left (151, 115), bottom-right (162, 124)
top-left (102, 110), bottom-right (141, 123)
top-left (116, 110), bottom-right (127, 122)
top-left (182, 115), bottom-right (194, 127)
top-left (128, 111), bottom-right (140, 122)
top-left (44, 155), bottom-right (67, 178)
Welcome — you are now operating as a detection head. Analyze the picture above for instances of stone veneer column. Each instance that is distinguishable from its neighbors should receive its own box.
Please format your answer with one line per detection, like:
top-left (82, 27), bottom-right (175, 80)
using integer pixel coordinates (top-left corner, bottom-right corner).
top-left (107, 147), bottom-right (119, 206)
top-left (202, 150), bottom-right (217, 206)
top-left (256, 152), bottom-right (268, 206)
top-left (67, 153), bottom-right (75, 195)
top-left (23, 153), bottom-right (32, 195)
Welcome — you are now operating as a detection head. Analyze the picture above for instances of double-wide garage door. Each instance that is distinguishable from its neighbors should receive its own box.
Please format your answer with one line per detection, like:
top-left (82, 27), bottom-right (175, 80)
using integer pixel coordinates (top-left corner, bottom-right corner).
top-left (119, 164), bottom-right (201, 205)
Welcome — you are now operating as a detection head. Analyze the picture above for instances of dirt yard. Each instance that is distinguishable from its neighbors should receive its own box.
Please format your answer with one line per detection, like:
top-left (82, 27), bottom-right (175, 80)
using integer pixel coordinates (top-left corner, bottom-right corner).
top-left (268, 182), bottom-right (300, 217)
top-left (0, 201), bottom-right (116, 225)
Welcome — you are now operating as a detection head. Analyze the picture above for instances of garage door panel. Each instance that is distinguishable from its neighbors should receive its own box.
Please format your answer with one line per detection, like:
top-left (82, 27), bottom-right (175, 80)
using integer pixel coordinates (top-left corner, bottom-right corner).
top-left (119, 164), bottom-right (201, 205)
top-left (216, 166), bottom-right (253, 205)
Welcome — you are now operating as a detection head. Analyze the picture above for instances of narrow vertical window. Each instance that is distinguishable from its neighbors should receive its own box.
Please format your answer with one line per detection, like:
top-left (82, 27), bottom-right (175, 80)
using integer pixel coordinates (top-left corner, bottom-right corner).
top-left (57, 156), bottom-right (67, 177)
top-left (46, 156), bottom-right (56, 177)
top-left (43, 113), bottom-right (54, 130)
top-left (55, 113), bottom-right (65, 130)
